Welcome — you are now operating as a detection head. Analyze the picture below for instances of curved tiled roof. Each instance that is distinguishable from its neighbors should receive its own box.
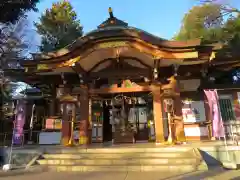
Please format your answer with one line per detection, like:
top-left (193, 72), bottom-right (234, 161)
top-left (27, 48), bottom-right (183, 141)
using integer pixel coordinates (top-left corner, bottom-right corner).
top-left (29, 7), bottom-right (214, 63)
top-left (31, 26), bottom-right (203, 61)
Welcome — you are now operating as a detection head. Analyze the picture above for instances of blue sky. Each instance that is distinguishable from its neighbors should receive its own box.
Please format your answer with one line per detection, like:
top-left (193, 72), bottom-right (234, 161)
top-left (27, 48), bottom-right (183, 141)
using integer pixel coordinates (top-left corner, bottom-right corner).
top-left (28, 0), bottom-right (240, 47)
top-left (28, 0), bottom-right (197, 42)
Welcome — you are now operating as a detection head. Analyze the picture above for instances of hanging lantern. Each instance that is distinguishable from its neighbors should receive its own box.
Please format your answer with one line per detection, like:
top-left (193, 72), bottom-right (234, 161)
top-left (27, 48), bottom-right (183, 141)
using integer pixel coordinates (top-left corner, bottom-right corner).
top-left (60, 104), bottom-right (63, 113)
top-left (66, 103), bottom-right (73, 114)
top-left (56, 87), bottom-right (64, 98)
top-left (173, 64), bottom-right (179, 76)
top-left (163, 98), bottom-right (174, 113)
top-left (138, 97), bottom-right (146, 104)
top-left (128, 98), bottom-right (132, 104)
top-left (183, 98), bottom-right (192, 105)
top-left (77, 101), bottom-right (81, 107)
top-left (153, 68), bottom-right (158, 79)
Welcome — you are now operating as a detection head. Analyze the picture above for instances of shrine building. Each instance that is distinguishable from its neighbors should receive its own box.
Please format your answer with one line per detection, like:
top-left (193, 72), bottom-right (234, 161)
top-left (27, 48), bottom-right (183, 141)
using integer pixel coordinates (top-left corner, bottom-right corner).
top-left (6, 8), bottom-right (240, 146)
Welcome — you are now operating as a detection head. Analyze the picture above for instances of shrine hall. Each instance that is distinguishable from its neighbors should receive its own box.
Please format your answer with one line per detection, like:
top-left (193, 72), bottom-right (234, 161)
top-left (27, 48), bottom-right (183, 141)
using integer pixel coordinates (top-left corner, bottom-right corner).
top-left (5, 8), bottom-right (240, 146)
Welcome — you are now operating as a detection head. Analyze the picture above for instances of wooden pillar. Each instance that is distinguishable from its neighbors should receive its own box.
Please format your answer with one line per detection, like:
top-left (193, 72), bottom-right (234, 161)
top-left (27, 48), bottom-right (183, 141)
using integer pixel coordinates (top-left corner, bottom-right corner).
top-left (49, 85), bottom-right (57, 116)
top-left (79, 86), bottom-right (90, 145)
top-left (60, 86), bottom-right (71, 146)
top-left (49, 99), bottom-right (56, 116)
top-left (203, 93), bottom-right (213, 139)
top-left (152, 87), bottom-right (165, 144)
top-left (174, 96), bottom-right (182, 116)
top-left (88, 98), bottom-right (92, 143)
top-left (233, 91), bottom-right (240, 119)
top-left (173, 78), bottom-right (186, 143)
top-left (61, 103), bottom-right (71, 145)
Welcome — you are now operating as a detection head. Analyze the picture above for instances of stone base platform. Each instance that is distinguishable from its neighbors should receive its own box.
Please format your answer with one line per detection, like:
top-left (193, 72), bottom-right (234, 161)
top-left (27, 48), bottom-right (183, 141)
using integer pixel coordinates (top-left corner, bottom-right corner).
top-left (1, 140), bottom-right (240, 172)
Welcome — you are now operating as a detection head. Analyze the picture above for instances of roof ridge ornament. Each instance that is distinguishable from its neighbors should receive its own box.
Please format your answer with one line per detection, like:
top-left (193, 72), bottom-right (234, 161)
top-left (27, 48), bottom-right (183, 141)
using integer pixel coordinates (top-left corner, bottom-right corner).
top-left (108, 7), bottom-right (114, 18)
top-left (97, 7), bottom-right (128, 29)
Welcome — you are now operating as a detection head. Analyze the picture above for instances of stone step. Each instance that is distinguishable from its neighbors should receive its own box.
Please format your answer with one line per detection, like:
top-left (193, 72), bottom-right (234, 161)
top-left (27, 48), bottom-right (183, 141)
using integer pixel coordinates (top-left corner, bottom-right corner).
top-left (37, 147), bottom-right (207, 172)
top-left (44, 146), bottom-right (191, 154)
top-left (42, 151), bottom-right (191, 159)
top-left (47, 164), bottom-right (198, 172)
top-left (37, 157), bottom-right (198, 166)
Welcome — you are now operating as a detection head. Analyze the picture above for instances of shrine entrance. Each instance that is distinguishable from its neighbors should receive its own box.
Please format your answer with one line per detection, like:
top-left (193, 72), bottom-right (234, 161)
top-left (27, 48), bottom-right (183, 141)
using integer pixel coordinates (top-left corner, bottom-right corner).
top-left (91, 92), bottom-right (154, 144)
top-left (102, 101), bottom-right (112, 142)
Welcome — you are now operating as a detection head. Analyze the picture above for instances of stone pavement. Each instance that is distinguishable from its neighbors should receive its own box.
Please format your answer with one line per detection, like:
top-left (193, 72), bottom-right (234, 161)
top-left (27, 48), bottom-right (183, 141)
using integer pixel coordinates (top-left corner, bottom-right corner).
top-left (0, 172), bottom-right (178, 180)
top-left (0, 168), bottom-right (240, 180)
top-left (166, 168), bottom-right (240, 180)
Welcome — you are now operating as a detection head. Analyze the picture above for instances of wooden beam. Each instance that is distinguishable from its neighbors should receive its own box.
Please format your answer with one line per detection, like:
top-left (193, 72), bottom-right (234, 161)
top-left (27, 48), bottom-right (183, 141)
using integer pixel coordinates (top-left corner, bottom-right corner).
top-left (89, 86), bottom-right (158, 94)
top-left (89, 69), bottom-right (151, 78)
top-left (88, 58), bottom-right (113, 73)
top-left (71, 62), bottom-right (87, 74)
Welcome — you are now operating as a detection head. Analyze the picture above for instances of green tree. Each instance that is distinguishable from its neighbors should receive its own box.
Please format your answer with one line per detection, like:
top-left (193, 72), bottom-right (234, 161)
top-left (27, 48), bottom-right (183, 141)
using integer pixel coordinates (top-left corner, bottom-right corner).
top-left (0, 0), bottom-right (40, 24)
top-left (186, 2), bottom-right (240, 83)
top-left (221, 15), bottom-right (240, 44)
top-left (35, 0), bottom-right (83, 52)
top-left (191, 1), bottom-right (240, 45)
top-left (174, 4), bottom-right (223, 43)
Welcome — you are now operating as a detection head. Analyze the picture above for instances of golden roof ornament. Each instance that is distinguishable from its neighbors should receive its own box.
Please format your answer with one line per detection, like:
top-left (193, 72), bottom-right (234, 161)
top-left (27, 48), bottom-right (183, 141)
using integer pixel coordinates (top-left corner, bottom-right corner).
top-left (97, 7), bottom-right (128, 28)
top-left (108, 7), bottom-right (114, 18)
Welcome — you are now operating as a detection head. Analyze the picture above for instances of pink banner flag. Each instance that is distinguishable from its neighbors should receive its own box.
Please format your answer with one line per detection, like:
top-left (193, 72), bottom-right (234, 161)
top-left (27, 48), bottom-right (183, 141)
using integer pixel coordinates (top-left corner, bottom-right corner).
top-left (13, 100), bottom-right (26, 145)
top-left (212, 90), bottom-right (225, 137)
top-left (204, 89), bottom-right (225, 138)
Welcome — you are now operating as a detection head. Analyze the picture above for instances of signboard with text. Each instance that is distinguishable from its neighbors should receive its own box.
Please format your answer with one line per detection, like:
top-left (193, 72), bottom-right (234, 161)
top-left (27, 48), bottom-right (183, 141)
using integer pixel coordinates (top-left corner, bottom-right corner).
top-left (45, 117), bottom-right (62, 130)
top-left (182, 101), bottom-right (206, 123)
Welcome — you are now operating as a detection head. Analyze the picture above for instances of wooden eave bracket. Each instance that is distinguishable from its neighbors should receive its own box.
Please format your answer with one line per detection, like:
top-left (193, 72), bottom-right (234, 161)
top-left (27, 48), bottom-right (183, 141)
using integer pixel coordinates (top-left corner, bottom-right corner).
top-left (209, 52), bottom-right (216, 61)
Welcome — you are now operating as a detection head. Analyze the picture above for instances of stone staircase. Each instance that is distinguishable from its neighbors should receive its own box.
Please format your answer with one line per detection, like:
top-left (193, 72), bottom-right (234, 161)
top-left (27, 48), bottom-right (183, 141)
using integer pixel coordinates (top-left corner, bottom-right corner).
top-left (37, 145), bottom-right (207, 172)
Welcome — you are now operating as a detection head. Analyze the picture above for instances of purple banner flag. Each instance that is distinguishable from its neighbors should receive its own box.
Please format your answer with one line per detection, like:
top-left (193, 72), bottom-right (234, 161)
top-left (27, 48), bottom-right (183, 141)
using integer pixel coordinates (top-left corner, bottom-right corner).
top-left (13, 100), bottom-right (26, 145)
top-left (204, 89), bottom-right (225, 138)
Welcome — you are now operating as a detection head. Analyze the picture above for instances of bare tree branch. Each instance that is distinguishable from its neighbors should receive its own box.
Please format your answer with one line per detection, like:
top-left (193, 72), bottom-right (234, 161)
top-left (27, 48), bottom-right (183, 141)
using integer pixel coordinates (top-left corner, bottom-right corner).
top-left (197, 0), bottom-right (240, 13)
